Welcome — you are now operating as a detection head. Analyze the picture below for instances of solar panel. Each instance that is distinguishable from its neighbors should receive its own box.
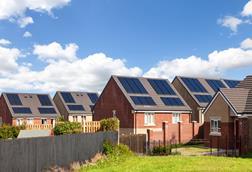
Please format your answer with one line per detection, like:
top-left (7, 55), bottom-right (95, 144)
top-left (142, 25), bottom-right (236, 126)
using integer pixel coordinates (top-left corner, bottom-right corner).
top-left (148, 79), bottom-right (176, 95)
top-left (118, 77), bottom-right (148, 94)
top-left (12, 107), bottom-right (32, 114)
top-left (61, 92), bottom-right (75, 103)
top-left (38, 107), bottom-right (57, 114)
top-left (67, 105), bottom-right (85, 111)
top-left (6, 94), bottom-right (22, 105)
top-left (206, 79), bottom-right (226, 92)
top-left (224, 80), bottom-right (240, 88)
top-left (194, 94), bottom-right (212, 103)
top-left (130, 96), bottom-right (156, 105)
top-left (87, 93), bottom-right (98, 104)
top-left (181, 78), bottom-right (208, 93)
top-left (161, 97), bottom-right (184, 106)
top-left (37, 95), bottom-right (53, 106)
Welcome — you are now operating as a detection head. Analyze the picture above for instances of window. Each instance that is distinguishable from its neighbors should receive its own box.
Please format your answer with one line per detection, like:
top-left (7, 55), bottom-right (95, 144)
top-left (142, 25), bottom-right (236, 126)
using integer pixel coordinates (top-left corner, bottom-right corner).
top-left (27, 118), bottom-right (33, 125)
top-left (73, 116), bottom-right (78, 122)
top-left (210, 119), bottom-right (221, 134)
top-left (41, 119), bottom-right (47, 125)
top-left (144, 113), bottom-right (155, 125)
top-left (172, 113), bottom-right (180, 123)
top-left (16, 118), bottom-right (23, 126)
top-left (81, 116), bottom-right (86, 123)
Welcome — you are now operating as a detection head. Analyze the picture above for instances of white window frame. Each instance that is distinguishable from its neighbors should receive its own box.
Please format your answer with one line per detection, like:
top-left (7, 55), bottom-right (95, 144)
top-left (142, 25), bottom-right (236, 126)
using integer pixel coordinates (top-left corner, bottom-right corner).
top-left (172, 113), bottom-right (180, 124)
top-left (41, 118), bottom-right (47, 125)
top-left (27, 118), bottom-right (34, 125)
top-left (73, 116), bottom-right (78, 122)
top-left (144, 112), bottom-right (155, 126)
top-left (16, 118), bottom-right (23, 126)
top-left (81, 116), bottom-right (86, 123)
top-left (210, 118), bottom-right (221, 135)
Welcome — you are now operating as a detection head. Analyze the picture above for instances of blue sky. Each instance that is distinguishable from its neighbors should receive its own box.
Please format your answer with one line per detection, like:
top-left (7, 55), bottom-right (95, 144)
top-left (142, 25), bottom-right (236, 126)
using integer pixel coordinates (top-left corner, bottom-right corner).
top-left (0, 0), bottom-right (252, 93)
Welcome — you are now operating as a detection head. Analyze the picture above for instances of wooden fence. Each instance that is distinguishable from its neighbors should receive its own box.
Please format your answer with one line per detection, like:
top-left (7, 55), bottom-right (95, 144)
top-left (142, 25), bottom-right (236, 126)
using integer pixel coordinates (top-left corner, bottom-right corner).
top-left (120, 134), bottom-right (146, 154)
top-left (25, 124), bottom-right (53, 130)
top-left (82, 121), bottom-right (101, 133)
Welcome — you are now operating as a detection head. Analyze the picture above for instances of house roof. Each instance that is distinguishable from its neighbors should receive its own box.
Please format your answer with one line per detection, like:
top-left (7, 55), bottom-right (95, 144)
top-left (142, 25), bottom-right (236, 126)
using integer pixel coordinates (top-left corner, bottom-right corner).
top-left (220, 88), bottom-right (252, 114)
top-left (54, 91), bottom-right (99, 115)
top-left (237, 75), bottom-right (252, 89)
top-left (1, 92), bottom-right (60, 118)
top-left (172, 76), bottom-right (240, 108)
top-left (112, 75), bottom-right (191, 112)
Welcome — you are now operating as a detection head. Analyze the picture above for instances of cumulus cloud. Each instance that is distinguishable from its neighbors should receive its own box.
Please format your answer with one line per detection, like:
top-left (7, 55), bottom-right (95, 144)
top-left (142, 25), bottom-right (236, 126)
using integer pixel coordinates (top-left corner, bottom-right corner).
top-left (33, 42), bottom-right (78, 62)
top-left (240, 38), bottom-right (252, 49)
top-left (144, 38), bottom-right (252, 80)
top-left (0, 42), bottom-right (142, 92)
top-left (17, 16), bottom-right (34, 28)
top-left (23, 31), bottom-right (32, 38)
top-left (242, 0), bottom-right (252, 16)
top-left (0, 0), bottom-right (71, 27)
top-left (218, 16), bottom-right (243, 32)
top-left (0, 39), bottom-right (11, 46)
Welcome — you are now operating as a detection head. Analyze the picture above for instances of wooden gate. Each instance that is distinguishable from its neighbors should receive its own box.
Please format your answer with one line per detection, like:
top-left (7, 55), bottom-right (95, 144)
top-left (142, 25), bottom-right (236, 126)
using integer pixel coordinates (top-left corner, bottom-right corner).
top-left (120, 134), bottom-right (146, 154)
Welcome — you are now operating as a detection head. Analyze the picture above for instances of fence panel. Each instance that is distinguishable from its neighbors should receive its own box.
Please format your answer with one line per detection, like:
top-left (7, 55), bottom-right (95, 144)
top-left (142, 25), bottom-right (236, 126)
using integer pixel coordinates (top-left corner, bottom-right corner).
top-left (82, 121), bottom-right (101, 133)
top-left (0, 131), bottom-right (117, 172)
top-left (120, 134), bottom-right (146, 154)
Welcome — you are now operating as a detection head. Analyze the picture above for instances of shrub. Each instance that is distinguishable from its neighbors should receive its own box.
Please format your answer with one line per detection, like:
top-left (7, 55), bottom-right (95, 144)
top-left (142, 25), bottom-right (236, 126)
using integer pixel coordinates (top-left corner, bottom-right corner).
top-left (0, 124), bottom-right (25, 139)
top-left (152, 145), bottom-right (171, 155)
top-left (103, 140), bottom-right (133, 157)
top-left (53, 121), bottom-right (82, 135)
top-left (100, 117), bottom-right (119, 131)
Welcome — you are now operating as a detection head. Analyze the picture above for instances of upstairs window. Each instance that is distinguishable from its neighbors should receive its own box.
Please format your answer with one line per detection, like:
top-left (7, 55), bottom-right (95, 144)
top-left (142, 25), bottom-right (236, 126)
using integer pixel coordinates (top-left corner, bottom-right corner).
top-left (144, 113), bottom-right (155, 125)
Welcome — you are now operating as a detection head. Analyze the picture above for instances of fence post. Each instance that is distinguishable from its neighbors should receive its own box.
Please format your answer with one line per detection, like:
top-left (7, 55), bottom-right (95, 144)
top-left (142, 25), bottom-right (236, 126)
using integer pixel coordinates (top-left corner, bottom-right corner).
top-left (162, 121), bottom-right (168, 146)
top-left (178, 121), bottom-right (181, 144)
top-left (192, 121), bottom-right (196, 139)
top-left (147, 129), bottom-right (151, 154)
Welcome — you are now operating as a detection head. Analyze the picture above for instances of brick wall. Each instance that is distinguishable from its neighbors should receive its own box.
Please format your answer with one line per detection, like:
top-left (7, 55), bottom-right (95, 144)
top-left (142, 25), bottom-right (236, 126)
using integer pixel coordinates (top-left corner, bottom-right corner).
top-left (0, 95), bottom-right (12, 125)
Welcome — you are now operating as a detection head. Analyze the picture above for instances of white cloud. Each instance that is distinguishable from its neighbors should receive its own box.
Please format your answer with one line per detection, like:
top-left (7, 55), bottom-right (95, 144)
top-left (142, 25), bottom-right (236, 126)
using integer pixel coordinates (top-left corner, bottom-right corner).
top-left (0, 39), bottom-right (11, 46)
top-left (240, 38), bottom-right (252, 49)
top-left (33, 42), bottom-right (78, 62)
top-left (218, 16), bottom-right (243, 32)
top-left (0, 0), bottom-right (71, 27)
top-left (23, 31), bottom-right (32, 38)
top-left (0, 45), bottom-right (21, 76)
top-left (144, 38), bottom-right (252, 80)
top-left (17, 16), bottom-right (34, 28)
top-left (242, 0), bottom-right (252, 16)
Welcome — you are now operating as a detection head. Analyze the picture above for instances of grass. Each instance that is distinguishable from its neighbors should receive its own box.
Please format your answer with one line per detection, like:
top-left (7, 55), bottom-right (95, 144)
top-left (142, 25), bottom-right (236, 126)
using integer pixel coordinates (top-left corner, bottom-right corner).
top-left (80, 144), bottom-right (252, 172)
top-left (80, 155), bottom-right (252, 172)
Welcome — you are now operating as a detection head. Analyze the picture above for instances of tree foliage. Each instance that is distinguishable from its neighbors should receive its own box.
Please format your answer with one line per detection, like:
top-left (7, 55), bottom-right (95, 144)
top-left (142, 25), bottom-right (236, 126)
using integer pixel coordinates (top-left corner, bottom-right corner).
top-left (0, 124), bottom-right (25, 139)
top-left (53, 121), bottom-right (82, 135)
top-left (100, 117), bottom-right (119, 131)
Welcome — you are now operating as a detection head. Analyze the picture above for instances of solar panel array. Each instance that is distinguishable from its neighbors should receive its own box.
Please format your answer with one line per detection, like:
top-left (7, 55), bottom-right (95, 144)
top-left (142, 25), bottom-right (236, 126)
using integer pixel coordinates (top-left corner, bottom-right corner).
top-left (12, 107), bottom-right (32, 114)
top-left (38, 107), bottom-right (57, 114)
top-left (67, 105), bottom-right (85, 111)
top-left (148, 79), bottom-right (176, 95)
top-left (61, 92), bottom-right (76, 103)
top-left (161, 97), bottom-right (184, 106)
top-left (87, 93), bottom-right (98, 104)
top-left (118, 77), bottom-right (148, 94)
top-left (37, 95), bottom-right (53, 106)
top-left (224, 80), bottom-right (240, 88)
top-left (181, 78), bottom-right (208, 93)
top-left (206, 79), bottom-right (226, 92)
top-left (7, 94), bottom-right (22, 105)
top-left (130, 96), bottom-right (156, 105)
top-left (194, 95), bottom-right (212, 103)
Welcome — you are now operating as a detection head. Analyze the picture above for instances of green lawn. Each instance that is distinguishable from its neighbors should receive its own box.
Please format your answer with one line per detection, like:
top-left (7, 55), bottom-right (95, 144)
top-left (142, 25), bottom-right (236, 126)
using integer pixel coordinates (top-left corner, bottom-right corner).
top-left (81, 155), bottom-right (252, 172)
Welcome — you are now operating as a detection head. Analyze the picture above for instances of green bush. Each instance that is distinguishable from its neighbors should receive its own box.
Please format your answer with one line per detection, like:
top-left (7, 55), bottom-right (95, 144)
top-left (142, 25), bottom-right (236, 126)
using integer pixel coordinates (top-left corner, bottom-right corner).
top-left (152, 145), bottom-right (171, 155)
top-left (0, 124), bottom-right (25, 139)
top-left (103, 140), bottom-right (133, 157)
top-left (53, 121), bottom-right (82, 135)
top-left (100, 117), bottom-right (119, 131)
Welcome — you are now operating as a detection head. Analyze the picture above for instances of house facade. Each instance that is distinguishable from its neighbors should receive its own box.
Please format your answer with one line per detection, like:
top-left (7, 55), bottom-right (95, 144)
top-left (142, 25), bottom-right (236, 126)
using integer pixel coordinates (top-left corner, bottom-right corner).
top-left (172, 76), bottom-right (240, 123)
top-left (94, 75), bottom-right (202, 142)
top-left (204, 75), bottom-right (252, 154)
top-left (0, 93), bottom-right (60, 128)
top-left (53, 91), bottom-right (98, 123)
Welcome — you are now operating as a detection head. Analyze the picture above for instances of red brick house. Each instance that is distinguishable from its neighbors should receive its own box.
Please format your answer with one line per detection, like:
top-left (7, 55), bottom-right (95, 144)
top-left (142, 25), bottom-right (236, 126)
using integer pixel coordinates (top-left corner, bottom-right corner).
top-left (0, 93), bottom-right (60, 129)
top-left (204, 75), bottom-right (252, 154)
top-left (53, 91), bottom-right (99, 123)
top-left (94, 75), bottom-right (202, 142)
top-left (172, 76), bottom-right (240, 123)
